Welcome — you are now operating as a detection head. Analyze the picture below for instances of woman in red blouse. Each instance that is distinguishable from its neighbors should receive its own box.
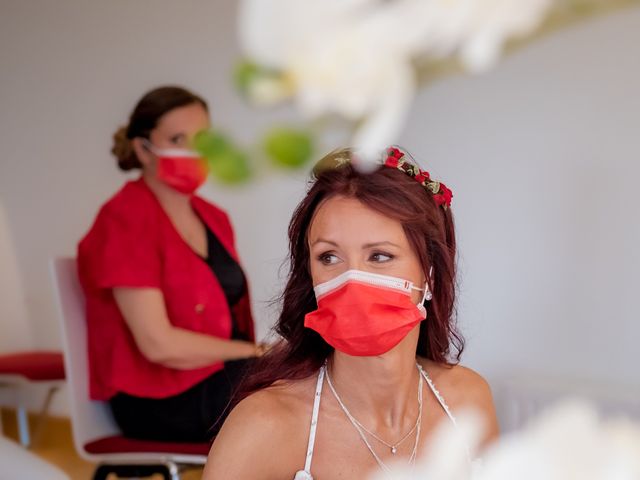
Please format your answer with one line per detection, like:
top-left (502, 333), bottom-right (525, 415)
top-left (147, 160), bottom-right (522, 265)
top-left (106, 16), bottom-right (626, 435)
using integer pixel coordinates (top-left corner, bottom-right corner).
top-left (78, 86), bottom-right (260, 442)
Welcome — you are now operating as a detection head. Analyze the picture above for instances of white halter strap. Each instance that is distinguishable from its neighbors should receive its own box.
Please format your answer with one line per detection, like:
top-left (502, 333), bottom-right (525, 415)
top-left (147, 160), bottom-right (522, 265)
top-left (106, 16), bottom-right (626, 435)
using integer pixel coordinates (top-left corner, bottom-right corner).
top-left (296, 363), bottom-right (458, 479)
top-left (303, 366), bottom-right (325, 473)
top-left (418, 365), bottom-right (457, 425)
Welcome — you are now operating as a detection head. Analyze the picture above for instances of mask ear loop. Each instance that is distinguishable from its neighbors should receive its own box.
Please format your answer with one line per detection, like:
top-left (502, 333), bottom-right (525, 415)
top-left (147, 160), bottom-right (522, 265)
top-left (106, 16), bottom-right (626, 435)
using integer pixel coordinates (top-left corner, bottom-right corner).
top-left (424, 266), bottom-right (434, 301)
top-left (141, 139), bottom-right (158, 155)
top-left (414, 266), bottom-right (434, 317)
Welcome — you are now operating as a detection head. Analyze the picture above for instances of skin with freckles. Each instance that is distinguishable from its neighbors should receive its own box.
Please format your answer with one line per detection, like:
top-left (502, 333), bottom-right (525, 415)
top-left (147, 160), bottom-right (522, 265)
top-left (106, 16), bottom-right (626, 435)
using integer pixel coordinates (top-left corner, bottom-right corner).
top-left (204, 195), bottom-right (499, 480)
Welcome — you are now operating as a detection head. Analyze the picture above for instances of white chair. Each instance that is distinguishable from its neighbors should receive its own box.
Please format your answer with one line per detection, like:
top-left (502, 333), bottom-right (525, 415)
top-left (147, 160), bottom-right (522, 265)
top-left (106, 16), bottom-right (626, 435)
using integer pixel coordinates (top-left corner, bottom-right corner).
top-left (0, 351), bottom-right (64, 447)
top-left (50, 258), bottom-right (208, 480)
top-left (0, 202), bottom-right (65, 447)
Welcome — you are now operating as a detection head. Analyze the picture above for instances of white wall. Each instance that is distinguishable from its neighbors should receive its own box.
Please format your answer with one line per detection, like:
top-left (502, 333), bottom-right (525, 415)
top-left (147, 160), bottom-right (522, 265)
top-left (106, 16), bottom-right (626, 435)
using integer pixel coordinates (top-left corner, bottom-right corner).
top-left (400, 8), bottom-right (640, 391)
top-left (1, 1), bottom-right (638, 417)
top-left (0, 201), bottom-right (33, 351)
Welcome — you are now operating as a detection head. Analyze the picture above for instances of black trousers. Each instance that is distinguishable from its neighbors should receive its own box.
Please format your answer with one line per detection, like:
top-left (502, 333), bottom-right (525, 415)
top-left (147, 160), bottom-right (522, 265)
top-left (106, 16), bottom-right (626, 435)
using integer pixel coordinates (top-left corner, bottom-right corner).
top-left (109, 359), bottom-right (252, 442)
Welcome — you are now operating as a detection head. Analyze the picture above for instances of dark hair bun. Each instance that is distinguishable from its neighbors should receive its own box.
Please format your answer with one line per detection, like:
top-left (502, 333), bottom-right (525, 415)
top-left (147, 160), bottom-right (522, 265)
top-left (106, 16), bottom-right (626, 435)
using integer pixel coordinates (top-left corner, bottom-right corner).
top-left (111, 125), bottom-right (142, 171)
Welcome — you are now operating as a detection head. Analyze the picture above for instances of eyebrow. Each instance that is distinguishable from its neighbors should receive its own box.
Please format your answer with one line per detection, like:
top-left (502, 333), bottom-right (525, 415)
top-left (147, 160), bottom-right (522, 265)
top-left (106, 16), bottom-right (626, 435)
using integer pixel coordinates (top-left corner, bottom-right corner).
top-left (362, 241), bottom-right (401, 249)
top-left (310, 239), bottom-right (401, 249)
top-left (311, 238), bottom-right (339, 247)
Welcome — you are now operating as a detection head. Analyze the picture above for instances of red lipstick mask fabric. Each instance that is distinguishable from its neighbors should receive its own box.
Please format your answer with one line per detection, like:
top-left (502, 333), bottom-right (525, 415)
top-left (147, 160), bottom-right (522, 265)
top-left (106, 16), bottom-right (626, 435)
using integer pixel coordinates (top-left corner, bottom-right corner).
top-left (145, 141), bottom-right (209, 194)
top-left (304, 270), bottom-right (432, 356)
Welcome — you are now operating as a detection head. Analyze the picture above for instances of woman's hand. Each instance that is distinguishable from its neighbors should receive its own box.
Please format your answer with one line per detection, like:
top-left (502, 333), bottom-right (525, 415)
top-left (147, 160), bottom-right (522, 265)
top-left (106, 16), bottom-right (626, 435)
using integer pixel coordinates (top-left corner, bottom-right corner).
top-left (254, 341), bottom-right (279, 357)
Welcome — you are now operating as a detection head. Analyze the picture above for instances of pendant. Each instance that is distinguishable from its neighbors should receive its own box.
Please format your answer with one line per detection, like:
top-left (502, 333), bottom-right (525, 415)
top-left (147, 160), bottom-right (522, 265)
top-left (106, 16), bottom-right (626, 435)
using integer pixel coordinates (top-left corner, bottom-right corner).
top-left (391, 446), bottom-right (397, 454)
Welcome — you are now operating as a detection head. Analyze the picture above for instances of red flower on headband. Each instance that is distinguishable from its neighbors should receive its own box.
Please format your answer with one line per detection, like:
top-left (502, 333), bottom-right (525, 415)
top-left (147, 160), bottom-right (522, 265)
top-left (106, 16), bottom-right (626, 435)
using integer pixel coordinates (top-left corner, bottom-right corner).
top-left (433, 183), bottom-right (453, 208)
top-left (387, 147), bottom-right (404, 159)
top-left (415, 170), bottom-right (431, 183)
top-left (382, 146), bottom-right (453, 209)
top-left (385, 156), bottom-right (400, 168)
top-left (384, 147), bottom-right (404, 168)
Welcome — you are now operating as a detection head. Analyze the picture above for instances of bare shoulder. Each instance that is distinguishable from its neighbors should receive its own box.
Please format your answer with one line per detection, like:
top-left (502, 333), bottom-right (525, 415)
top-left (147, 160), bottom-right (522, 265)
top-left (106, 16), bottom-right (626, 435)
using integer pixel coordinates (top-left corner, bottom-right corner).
top-left (418, 359), bottom-right (491, 403)
top-left (221, 387), bottom-right (295, 441)
top-left (418, 358), bottom-right (499, 445)
top-left (203, 376), bottom-right (318, 479)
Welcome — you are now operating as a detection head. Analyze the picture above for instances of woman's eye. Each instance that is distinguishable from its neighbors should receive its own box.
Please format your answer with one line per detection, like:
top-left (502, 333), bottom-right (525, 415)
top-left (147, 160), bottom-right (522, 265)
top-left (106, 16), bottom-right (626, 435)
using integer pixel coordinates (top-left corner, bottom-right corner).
top-left (370, 252), bottom-right (393, 263)
top-left (170, 134), bottom-right (186, 146)
top-left (318, 253), bottom-right (339, 265)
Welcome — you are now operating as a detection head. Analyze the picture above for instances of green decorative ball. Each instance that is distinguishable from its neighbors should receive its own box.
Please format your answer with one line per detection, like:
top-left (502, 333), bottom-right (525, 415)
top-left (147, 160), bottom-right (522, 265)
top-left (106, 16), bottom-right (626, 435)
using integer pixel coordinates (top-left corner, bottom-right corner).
top-left (264, 127), bottom-right (313, 169)
top-left (208, 148), bottom-right (251, 184)
top-left (193, 130), bottom-right (230, 158)
top-left (234, 60), bottom-right (261, 95)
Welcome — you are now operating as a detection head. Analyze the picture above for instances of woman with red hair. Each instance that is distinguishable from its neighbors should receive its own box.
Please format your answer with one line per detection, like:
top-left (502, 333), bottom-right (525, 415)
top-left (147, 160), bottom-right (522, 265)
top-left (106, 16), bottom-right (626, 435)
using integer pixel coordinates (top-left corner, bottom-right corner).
top-left (204, 147), bottom-right (498, 479)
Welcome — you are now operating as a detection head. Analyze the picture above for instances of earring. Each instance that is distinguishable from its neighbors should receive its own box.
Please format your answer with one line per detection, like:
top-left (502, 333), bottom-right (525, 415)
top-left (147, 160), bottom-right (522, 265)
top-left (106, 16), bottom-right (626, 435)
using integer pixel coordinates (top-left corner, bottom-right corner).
top-left (425, 267), bottom-right (434, 301)
top-left (422, 280), bottom-right (433, 302)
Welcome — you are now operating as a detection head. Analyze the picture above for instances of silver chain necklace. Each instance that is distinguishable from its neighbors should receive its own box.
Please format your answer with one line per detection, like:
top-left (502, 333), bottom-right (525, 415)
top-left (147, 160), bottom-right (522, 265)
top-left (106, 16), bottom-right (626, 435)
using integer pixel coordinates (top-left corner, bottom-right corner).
top-left (324, 362), bottom-right (424, 476)
top-left (349, 405), bottom-right (420, 454)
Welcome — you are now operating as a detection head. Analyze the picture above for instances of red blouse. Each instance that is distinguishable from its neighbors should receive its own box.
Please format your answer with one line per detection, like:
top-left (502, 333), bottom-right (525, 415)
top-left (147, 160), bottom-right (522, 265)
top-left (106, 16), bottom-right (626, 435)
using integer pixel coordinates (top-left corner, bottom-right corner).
top-left (78, 178), bottom-right (255, 400)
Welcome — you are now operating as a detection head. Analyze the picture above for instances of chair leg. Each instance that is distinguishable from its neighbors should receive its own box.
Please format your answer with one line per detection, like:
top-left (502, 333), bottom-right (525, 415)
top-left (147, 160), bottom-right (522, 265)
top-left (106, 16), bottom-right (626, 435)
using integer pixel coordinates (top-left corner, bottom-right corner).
top-left (92, 462), bottom-right (181, 480)
top-left (92, 465), bottom-right (111, 480)
top-left (31, 385), bottom-right (59, 446)
top-left (16, 406), bottom-right (30, 447)
top-left (166, 462), bottom-right (180, 480)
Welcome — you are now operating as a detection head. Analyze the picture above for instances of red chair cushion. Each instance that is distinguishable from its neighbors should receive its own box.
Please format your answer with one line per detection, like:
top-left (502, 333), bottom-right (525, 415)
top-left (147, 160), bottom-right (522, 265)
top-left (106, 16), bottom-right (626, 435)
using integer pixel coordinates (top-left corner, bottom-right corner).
top-left (84, 435), bottom-right (210, 456)
top-left (0, 352), bottom-right (65, 381)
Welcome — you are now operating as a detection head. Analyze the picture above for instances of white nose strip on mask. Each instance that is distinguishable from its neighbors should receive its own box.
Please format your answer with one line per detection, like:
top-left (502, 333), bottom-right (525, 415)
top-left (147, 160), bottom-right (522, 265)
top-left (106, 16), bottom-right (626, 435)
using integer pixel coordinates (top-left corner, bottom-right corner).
top-left (143, 140), bottom-right (200, 158)
top-left (315, 269), bottom-right (429, 300)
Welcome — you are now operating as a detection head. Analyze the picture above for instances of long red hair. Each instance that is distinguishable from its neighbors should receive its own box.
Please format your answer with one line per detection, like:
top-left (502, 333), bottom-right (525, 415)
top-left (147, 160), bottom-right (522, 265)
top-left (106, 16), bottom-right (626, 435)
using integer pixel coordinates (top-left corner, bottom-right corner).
top-left (240, 148), bottom-right (463, 397)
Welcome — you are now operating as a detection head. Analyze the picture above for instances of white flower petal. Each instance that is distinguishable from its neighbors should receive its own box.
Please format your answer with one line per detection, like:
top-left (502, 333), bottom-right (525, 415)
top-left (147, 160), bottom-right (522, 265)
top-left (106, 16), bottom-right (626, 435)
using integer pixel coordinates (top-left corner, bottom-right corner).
top-left (239, 0), bottom-right (555, 152)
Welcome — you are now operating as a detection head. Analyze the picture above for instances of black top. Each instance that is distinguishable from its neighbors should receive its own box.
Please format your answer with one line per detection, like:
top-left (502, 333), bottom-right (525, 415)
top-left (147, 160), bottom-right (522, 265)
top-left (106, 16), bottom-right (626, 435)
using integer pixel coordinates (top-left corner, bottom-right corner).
top-left (200, 225), bottom-right (246, 339)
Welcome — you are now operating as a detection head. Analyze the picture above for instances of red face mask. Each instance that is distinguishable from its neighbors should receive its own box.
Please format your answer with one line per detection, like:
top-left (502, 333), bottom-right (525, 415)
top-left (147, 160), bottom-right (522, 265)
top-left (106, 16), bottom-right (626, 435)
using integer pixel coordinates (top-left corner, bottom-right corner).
top-left (145, 141), bottom-right (209, 194)
top-left (304, 270), bottom-right (431, 357)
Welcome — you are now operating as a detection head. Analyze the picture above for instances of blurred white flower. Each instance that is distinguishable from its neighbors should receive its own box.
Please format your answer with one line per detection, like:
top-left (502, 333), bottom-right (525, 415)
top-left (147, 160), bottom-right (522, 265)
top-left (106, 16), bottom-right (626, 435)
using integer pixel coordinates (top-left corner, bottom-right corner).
top-left (393, 0), bottom-right (553, 73)
top-left (371, 401), bottom-right (640, 480)
top-left (238, 0), bottom-right (552, 160)
top-left (246, 76), bottom-right (293, 107)
top-left (368, 409), bottom-right (485, 480)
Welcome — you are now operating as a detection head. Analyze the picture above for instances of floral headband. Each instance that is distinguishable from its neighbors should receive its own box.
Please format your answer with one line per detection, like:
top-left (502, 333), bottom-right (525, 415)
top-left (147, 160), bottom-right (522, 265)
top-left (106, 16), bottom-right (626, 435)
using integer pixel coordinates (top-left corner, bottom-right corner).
top-left (384, 147), bottom-right (453, 209)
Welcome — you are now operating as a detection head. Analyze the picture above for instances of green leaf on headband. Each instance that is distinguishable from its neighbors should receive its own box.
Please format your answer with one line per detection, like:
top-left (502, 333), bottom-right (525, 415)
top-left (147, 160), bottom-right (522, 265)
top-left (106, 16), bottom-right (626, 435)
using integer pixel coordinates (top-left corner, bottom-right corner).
top-left (426, 181), bottom-right (441, 194)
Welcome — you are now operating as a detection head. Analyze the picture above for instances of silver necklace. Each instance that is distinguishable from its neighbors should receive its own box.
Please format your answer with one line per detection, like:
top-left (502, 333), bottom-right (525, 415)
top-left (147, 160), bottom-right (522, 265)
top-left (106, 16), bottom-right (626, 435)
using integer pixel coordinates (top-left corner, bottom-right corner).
top-left (350, 406), bottom-right (420, 454)
top-left (325, 362), bottom-right (424, 476)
